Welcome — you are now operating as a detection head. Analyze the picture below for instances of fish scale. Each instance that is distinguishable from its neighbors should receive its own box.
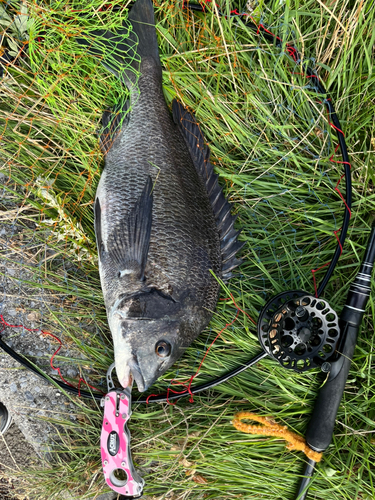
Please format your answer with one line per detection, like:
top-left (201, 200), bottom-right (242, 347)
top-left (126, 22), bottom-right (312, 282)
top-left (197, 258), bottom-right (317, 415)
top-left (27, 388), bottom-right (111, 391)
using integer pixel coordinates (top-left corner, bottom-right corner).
top-left (100, 76), bottom-right (221, 306)
top-left (78, 0), bottom-right (243, 392)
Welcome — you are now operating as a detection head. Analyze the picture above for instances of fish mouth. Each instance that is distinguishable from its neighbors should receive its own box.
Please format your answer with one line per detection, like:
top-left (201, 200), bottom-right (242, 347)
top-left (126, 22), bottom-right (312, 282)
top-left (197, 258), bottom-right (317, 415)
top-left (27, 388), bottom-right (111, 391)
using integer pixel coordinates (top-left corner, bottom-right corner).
top-left (118, 356), bottom-right (147, 392)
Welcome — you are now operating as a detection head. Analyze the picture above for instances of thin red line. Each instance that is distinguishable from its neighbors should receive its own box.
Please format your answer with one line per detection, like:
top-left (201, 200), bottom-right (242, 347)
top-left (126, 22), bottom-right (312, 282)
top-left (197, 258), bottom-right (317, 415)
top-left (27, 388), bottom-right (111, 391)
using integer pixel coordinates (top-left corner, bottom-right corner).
top-left (146, 393), bottom-right (159, 404)
top-left (229, 293), bottom-right (256, 325)
top-left (293, 73), bottom-right (320, 80)
top-left (333, 229), bottom-right (343, 254)
top-left (146, 307), bottom-right (242, 404)
top-left (334, 176), bottom-right (352, 219)
top-left (311, 262), bottom-right (330, 297)
top-left (0, 315), bottom-right (103, 396)
top-left (78, 378), bottom-right (104, 397)
top-left (310, 100), bottom-right (351, 292)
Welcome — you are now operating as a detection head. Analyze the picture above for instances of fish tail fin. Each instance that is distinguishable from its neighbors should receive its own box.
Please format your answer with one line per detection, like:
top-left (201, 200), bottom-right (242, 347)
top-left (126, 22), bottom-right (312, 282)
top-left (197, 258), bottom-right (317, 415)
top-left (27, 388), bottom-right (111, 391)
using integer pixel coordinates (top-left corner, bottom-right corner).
top-left (77, 0), bottom-right (160, 87)
top-left (129, 0), bottom-right (161, 70)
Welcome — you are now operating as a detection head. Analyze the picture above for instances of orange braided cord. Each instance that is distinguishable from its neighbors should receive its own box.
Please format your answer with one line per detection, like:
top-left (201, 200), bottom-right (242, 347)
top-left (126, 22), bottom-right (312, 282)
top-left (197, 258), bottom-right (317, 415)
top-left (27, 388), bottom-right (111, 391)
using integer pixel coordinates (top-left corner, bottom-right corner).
top-left (232, 411), bottom-right (322, 463)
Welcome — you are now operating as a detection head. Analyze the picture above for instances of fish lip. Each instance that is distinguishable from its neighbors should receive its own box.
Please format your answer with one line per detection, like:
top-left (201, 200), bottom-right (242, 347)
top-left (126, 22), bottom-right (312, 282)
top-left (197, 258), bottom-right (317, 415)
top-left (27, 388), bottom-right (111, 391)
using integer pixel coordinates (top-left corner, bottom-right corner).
top-left (128, 357), bottom-right (147, 392)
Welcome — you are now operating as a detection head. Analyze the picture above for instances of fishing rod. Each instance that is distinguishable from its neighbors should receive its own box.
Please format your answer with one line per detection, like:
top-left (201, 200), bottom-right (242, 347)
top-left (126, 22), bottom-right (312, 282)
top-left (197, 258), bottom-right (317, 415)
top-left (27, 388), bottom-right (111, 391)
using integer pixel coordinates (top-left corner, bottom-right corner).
top-left (295, 224), bottom-right (375, 499)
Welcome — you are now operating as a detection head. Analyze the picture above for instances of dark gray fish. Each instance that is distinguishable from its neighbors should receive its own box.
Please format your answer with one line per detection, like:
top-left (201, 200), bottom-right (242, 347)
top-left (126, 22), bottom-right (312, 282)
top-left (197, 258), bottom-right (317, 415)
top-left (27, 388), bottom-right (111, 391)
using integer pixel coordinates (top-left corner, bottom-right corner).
top-left (79, 0), bottom-right (244, 392)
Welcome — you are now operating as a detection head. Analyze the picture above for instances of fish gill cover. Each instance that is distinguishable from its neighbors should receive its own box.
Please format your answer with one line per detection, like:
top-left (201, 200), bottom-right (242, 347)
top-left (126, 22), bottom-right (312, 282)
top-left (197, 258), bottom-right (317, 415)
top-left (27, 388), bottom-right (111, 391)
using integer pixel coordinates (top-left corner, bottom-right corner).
top-left (0, 0), bottom-right (374, 499)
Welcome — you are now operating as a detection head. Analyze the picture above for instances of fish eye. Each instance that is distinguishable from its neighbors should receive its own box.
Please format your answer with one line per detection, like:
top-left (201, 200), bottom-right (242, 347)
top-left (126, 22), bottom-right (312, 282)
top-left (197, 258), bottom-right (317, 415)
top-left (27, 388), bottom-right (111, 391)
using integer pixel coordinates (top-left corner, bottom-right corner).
top-left (155, 340), bottom-right (171, 358)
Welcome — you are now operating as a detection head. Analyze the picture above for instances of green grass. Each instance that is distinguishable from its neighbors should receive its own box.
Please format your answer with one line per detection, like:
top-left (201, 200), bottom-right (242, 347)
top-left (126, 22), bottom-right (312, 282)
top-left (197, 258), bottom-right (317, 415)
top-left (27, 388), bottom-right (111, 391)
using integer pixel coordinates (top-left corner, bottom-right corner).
top-left (1, 0), bottom-right (375, 499)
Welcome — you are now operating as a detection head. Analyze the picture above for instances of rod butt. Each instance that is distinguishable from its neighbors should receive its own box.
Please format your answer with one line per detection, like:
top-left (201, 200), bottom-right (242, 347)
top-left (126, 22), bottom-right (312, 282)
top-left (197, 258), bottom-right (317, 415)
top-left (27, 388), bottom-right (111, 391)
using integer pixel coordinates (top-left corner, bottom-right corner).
top-left (295, 459), bottom-right (316, 500)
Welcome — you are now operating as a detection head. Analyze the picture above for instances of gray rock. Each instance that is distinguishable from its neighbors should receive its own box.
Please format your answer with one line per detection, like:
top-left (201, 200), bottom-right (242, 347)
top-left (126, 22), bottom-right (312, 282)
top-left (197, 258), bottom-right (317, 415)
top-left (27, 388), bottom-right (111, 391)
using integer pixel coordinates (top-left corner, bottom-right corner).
top-left (0, 217), bottom-right (104, 487)
top-left (24, 391), bottom-right (34, 401)
top-left (93, 493), bottom-right (117, 500)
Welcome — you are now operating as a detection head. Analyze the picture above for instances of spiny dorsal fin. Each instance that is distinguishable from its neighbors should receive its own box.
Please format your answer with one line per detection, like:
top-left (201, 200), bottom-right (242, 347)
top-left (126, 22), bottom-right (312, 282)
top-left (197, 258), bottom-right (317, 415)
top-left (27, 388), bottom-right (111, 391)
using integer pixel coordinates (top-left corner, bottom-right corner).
top-left (105, 176), bottom-right (153, 281)
top-left (172, 99), bottom-right (244, 280)
top-left (172, 100), bottom-right (213, 181)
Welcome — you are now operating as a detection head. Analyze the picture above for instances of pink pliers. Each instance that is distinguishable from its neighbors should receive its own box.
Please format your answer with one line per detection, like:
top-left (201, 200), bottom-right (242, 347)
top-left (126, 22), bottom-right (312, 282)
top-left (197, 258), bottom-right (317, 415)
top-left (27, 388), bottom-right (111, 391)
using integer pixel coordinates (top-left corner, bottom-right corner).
top-left (100, 363), bottom-right (144, 498)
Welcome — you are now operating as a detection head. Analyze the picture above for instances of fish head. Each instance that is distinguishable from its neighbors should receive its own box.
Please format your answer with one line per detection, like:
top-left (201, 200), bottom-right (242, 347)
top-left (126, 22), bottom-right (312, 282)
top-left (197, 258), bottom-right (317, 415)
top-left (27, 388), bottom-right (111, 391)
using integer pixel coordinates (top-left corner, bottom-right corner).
top-left (110, 313), bottom-right (185, 392)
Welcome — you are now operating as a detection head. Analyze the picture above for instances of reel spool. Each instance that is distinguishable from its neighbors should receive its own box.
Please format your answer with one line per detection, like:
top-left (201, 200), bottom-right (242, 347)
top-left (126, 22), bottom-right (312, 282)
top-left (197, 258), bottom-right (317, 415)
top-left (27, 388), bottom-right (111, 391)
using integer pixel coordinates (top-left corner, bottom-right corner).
top-left (258, 291), bottom-right (340, 372)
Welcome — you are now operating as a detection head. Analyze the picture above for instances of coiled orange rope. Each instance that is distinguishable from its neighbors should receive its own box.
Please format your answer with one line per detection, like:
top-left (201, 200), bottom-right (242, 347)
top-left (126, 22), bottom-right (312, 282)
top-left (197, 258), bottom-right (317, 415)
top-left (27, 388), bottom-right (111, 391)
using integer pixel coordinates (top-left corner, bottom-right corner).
top-left (232, 412), bottom-right (323, 462)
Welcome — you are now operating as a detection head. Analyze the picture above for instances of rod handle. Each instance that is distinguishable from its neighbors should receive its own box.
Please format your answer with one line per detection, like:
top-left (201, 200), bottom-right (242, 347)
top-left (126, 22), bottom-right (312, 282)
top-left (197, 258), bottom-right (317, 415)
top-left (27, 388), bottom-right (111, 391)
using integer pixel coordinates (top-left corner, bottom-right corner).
top-left (305, 320), bottom-right (358, 451)
top-left (306, 223), bottom-right (375, 451)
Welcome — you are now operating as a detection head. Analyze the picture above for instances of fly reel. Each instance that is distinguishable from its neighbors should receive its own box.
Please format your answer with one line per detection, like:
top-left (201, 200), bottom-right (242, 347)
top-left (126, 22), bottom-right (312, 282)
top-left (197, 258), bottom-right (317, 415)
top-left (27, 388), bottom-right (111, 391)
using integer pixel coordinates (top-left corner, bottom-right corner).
top-left (258, 291), bottom-right (340, 372)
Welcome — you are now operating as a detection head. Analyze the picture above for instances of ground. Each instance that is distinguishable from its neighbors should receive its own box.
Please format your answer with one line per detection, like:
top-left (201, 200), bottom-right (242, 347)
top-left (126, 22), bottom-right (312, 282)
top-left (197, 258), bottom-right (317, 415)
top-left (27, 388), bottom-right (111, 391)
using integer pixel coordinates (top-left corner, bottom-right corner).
top-left (0, 421), bottom-right (37, 500)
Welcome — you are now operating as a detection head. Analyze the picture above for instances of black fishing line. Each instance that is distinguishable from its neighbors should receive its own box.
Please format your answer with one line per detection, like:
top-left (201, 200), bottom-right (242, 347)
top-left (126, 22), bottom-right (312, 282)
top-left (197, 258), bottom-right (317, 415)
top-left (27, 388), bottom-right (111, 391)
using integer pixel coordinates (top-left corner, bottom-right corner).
top-left (0, 3), bottom-right (352, 403)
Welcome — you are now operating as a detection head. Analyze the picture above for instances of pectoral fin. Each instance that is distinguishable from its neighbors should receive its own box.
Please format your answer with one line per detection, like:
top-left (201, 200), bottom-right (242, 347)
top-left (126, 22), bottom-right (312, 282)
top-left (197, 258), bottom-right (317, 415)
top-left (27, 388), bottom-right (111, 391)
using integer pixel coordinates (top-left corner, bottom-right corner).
top-left (106, 176), bottom-right (153, 280)
top-left (94, 198), bottom-right (105, 259)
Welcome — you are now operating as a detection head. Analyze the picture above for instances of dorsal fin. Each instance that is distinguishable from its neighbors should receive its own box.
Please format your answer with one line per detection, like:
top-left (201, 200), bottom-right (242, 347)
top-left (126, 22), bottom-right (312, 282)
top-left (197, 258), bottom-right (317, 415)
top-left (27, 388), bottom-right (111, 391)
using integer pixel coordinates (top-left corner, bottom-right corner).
top-left (172, 99), bottom-right (244, 280)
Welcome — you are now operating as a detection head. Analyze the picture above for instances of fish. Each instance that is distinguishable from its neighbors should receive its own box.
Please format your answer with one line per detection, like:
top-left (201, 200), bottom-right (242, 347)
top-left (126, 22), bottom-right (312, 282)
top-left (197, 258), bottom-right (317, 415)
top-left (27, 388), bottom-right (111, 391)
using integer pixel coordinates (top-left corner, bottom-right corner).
top-left (78, 0), bottom-right (244, 392)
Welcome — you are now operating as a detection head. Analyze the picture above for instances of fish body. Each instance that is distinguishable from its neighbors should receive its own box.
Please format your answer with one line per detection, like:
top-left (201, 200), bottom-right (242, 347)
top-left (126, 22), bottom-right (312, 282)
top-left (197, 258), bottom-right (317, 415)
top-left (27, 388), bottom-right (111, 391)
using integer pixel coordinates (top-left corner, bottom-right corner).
top-left (80, 0), bottom-right (243, 391)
